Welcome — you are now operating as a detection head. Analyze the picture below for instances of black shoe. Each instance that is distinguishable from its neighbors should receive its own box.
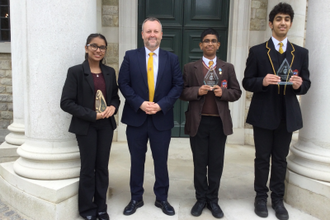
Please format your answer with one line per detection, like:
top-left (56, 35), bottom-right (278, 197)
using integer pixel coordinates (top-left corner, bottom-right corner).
top-left (207, 202), bottom-right (224, 218)
top-left (254, 198), bottom-right (268, 218)
top-left (155, 200), bottom-right (175, 216)
top-left (97, 212), bottom-right (109, 220)
top-left (272, 201), bottom-right (289, 220)
top-left (191, 201), bottom-right (206, 216)
top-left (123, 200), bottom-right (144, 215)
top-left (83, 216), bottom-right (96, 220)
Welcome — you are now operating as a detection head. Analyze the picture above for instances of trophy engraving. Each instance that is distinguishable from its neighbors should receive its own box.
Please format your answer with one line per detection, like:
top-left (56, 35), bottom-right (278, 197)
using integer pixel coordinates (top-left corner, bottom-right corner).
top-left (277, 58), bottom-right (293, 85)
top-left (204, 68), bottom-right (219, 87)
top-left (95, 90), bottom-right (107, 113)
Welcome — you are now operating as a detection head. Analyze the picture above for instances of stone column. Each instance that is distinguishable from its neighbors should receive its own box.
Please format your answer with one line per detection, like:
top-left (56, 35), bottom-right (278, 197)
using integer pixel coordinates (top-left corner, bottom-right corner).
top-left (0, 0), bottom-right (26, 163)
top-left (117, 0), bottom-right (138, 141)
top-left (0, 0), bottom-right (97, 219)
top-left (286, 1), bottom-right (330, 220)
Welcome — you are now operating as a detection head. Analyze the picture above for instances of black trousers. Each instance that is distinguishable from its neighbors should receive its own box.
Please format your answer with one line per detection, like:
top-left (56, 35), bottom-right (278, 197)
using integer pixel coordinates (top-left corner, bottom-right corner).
top-left (126, 116), bottom-right (171, 201)
top-left (253, 121), bottom-right (292, 202)
top-left (190, 116), bottom-right (227, 203)
top-left (76, 119), bottom-right (113, 217)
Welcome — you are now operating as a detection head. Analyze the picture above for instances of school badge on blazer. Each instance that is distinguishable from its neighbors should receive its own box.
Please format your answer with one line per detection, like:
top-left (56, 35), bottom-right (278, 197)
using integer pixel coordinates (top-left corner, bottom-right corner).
top-left (95, 90), bottom-right (107, 113)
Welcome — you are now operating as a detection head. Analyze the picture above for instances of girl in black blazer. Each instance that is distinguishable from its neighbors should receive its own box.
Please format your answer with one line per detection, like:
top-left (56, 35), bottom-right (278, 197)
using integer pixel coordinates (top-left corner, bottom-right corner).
top-left (61, 33), bottom-right (120, 220)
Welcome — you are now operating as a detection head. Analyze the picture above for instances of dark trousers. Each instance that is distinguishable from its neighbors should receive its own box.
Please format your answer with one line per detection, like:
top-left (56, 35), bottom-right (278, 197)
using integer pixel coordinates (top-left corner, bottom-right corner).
top-left (190, 116), bottom-right (227, 203)
top-left (76, 119), bottom-right (113, 217)
top-left (126, 116), bottom-right (171, 201)
top-left (253, 121), bottom-right (292, 202)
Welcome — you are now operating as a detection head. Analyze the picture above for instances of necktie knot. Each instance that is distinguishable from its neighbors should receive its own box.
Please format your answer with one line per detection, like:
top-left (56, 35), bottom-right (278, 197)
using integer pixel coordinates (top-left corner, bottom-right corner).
top-left (279, 42), bottom-right (284, 54)
top-left (209, 61), bottom-right (214, 68)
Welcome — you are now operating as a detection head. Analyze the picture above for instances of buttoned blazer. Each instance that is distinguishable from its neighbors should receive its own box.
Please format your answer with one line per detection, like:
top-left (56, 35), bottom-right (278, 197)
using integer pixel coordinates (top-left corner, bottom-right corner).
top-left (60, 60), bottom-right (120, 135)
top-left (118, 47), bottom-right (183, 131)
top-left (243, 38), bottom-right (311, 132)
top-left (180, 58), bottom-right (242, 137)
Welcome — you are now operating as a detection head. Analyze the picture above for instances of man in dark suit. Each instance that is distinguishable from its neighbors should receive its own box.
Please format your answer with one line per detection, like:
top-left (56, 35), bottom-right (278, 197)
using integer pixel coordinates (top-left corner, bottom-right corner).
top-left (243, 3), bottom-right (311, 220)
top-left (118, 17), bottom-right (183, 216)
top-left (180, 28), bottom-right (241, 218)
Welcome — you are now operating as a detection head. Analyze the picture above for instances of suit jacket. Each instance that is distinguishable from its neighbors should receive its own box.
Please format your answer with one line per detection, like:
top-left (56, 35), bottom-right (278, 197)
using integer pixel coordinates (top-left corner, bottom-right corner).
top-left (60, 60), bottom-right (120, 135)
top-left (243, 38), bottom-right (311, 132)
top-left (118, 47), bottom-right (183, 131)
top-left (180, 58), bottom-right (242, 137)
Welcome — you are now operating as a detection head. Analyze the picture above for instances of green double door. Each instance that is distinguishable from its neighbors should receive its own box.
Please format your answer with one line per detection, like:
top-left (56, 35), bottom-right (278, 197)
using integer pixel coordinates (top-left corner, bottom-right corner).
top-left (138, 0), bottom-right (230, 137)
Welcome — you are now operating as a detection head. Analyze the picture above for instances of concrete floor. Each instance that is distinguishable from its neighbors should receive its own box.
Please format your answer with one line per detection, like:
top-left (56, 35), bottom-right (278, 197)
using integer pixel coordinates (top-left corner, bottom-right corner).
top-left (105, 138), bottom-right (319, 220)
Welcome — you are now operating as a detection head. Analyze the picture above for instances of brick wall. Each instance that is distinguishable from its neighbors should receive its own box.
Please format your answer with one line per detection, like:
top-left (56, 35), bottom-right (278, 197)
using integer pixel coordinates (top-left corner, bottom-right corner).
top-left (0, 53), bottom-right (12, 129)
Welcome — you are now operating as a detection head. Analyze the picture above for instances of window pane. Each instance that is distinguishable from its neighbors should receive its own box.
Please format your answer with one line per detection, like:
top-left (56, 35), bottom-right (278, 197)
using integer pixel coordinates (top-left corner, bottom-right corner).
top-left (0, 0), bottom-right (9, 6)
top-left (1, 18), bottom-right (9, 28)
top-left (0, 6), bottom-right (9, 17)
top-left (1, 30), bottom-right (10, 41)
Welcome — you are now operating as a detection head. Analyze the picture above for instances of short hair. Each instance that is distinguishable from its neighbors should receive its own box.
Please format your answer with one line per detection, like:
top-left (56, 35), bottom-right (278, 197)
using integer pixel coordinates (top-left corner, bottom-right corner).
top-left (269, 2), bottom-right (294, 23)
top-left (142, 17), bottom-right (163, 32)
top-left (200, 28), bottom-right (220, 42)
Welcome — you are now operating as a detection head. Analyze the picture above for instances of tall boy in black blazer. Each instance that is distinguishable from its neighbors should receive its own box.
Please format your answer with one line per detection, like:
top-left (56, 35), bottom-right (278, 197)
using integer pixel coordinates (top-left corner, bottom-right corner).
top-left (243, 3), bottom-right (311, 220)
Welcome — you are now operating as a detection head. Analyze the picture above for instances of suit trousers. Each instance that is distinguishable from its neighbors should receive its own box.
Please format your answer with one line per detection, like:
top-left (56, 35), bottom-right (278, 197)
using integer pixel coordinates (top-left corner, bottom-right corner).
top-left (190, 116), bottom-right (227, 203)
top-left (253, 121), bottom-right (292, 202)
top-left (126, 115), bottom-right (171, 201)
top-left (76, 119), bottom-right (113, 217)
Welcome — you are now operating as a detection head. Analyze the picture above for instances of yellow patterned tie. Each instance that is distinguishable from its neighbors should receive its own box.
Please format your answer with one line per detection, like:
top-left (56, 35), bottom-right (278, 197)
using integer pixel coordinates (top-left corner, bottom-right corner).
top-left (209, 61), bottom-right (214, 68)
top-left (279, 42), bottom-right (284, 54)
top-left (147, 52), bottom-right (155, 102)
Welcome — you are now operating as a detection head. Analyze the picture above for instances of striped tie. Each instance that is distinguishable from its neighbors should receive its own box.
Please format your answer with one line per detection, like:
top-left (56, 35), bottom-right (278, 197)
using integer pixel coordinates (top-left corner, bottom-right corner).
top-left (147, 52), bottom-right (155, 102)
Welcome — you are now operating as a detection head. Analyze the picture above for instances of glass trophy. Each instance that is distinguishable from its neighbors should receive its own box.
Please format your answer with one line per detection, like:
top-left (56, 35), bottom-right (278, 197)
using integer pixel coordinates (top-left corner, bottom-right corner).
top-left (204, 68), bottom-right (219, 87)
top-left (277, 58), bottom-right (293, 85)
top-left (95, 90), bottom-right (107, 113)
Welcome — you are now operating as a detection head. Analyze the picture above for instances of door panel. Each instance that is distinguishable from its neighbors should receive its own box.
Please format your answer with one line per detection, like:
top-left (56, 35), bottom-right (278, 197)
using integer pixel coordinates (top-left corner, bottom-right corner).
top-left (138, 0), bottom-right (230, 137)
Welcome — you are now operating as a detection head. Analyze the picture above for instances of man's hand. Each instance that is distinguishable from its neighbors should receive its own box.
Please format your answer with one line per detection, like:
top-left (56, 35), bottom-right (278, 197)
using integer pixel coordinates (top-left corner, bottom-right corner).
top-left (290, 75), bottom-right (302, 90)
top-left (198, 85), bottom-right (212, 96)
top-left (212, 85), bottom-right (222, 97)
top-left (140, 101), bottom-right (161, 115)
top-left (263, 74), bottom-right (280, 86)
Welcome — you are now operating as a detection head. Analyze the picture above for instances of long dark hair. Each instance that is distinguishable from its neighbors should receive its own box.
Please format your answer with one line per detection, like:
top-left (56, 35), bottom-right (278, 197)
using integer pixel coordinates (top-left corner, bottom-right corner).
top-left (85, 33), bottom-right (108, 63)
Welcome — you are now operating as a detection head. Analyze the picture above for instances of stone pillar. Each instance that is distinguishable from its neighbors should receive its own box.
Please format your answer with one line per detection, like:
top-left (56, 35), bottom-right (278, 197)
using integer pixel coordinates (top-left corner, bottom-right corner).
top-left (118, 0), bottom-right (138, 141)
top-left (286, 1), bottom-right (330, 220)
top-left (0, 0), bottom-right (97, 219)
top-left (0, 0), bottom-right (27, 163)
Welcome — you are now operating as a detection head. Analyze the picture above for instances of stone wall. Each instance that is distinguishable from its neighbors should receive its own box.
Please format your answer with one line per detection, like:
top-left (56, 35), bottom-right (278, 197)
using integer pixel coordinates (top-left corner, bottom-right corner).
top-left (250, 0), bottom-right (268, 31)
top-left (0, 53), bottom-right (12, 129)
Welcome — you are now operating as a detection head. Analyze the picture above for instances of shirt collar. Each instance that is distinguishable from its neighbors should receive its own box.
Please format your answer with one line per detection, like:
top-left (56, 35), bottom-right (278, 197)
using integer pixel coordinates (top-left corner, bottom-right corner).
top-left (202, 56), bottom-right (217, 67)
top-left (272, 36), bottom-right (288, 48)
top-left (145, 47), bottom-right (159, 56)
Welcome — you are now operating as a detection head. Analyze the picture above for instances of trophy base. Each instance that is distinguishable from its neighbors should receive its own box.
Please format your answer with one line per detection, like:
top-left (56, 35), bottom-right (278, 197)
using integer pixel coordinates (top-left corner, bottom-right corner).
top-left (278, 82), bottom-right (293, 85)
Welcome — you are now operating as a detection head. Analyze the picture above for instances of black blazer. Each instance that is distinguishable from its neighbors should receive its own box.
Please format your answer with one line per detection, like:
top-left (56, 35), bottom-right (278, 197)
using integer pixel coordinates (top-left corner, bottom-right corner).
top-left (60, 60), bottom-right (120, 135)
top-left (243, 38), bottom-right (311, 132)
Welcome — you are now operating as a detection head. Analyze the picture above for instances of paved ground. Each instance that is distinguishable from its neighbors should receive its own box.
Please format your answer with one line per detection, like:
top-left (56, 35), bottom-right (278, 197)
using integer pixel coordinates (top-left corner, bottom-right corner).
top-left (0, 130), bottom-right (320, 220)
top-left (0, 129), bottom-right (30, 220)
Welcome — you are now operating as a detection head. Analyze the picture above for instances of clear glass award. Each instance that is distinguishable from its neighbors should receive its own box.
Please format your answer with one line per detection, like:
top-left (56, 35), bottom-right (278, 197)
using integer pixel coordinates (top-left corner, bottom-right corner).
top-left (277, 58), bottom-right (293, 85)
top-left (95, 90), bottom-right (107, 113)
top-left (204, 68), bottom-right (219, 87)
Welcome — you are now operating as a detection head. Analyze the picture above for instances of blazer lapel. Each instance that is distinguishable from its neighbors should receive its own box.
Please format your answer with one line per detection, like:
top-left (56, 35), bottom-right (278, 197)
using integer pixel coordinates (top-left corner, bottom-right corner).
top-left (155, 49), bottom-right (167, 91)
top-left (83, 60), bottom-right (94, 93)
top-left (266, 38), bottom-right (280, 75)
top-left (286, 41), bottom-right (295, 68)
top-left (137, 47), bottom-right (148, 87)
top-left (194, 59), bottom-right (204, 85)
top-left (100, 64), bottom-right (111, 97)
top-left (216, 58), bottom-right (226, 84)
